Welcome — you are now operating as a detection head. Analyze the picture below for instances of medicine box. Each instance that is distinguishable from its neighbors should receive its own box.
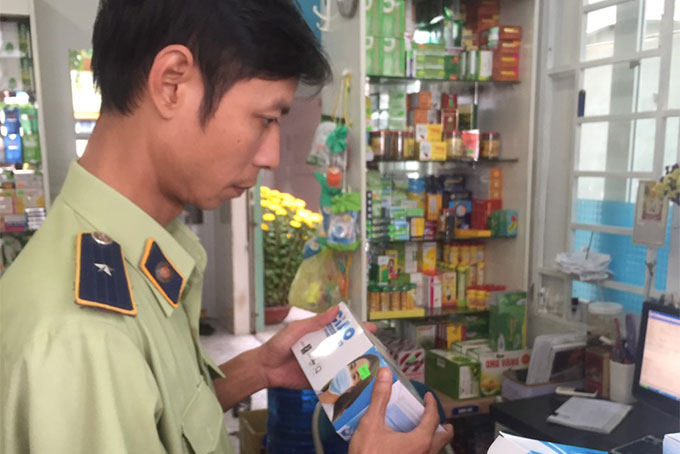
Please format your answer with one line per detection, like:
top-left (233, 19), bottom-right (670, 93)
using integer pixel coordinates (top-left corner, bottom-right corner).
top-left (425, 349), bottom-right (480, 400)
top-left (467, 347), bottom-right (531, 396)
top-left (293, 303), bottom-right (444, 441)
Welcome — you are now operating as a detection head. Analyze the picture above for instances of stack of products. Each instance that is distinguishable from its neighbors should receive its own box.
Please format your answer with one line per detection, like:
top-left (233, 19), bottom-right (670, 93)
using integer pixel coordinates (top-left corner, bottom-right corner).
top-left (368, 87), bottom-right (508, 162)
top-left (378, 333), bottom-right (426, 383)
top-left (366, 169), bottom-right (514, 242)
top-left (0, 20), bottom-right (35, 92)
top-left (368, 240), bottom-right (508, 312)
top-left (366, 0), bottom-right (522, 82)
top-left (0, 169), bottom-right (46, 233)
top-left (366, 0), bottom-right (407, 77)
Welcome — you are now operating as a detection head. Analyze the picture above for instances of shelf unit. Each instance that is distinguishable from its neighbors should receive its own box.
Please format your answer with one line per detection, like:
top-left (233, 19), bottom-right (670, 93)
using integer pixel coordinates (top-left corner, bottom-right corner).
top-left (320, 0), bottom-right (539, 322)
top-left (1, 3), bottom-right (51, 274)
top-left (369, 307), bottom-right (488, 321)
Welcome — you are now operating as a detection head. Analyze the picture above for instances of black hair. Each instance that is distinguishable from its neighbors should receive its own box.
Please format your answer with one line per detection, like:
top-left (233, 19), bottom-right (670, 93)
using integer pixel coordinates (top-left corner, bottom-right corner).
top-left (332, 354), bottom-right (381, 422)
top-left (91, 0), bottom-right (332, 124)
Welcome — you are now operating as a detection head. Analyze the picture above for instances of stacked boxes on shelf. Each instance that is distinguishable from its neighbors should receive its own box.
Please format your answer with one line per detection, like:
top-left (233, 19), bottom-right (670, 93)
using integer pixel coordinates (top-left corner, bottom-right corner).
top-left (481, 25), bottom-right (522, 81)
top-left (366, 0), bottom-right (407, 77)
top-left (0, 169), bottom-right (46, 234)
top-left (422, 290), bottom-right (530, 399)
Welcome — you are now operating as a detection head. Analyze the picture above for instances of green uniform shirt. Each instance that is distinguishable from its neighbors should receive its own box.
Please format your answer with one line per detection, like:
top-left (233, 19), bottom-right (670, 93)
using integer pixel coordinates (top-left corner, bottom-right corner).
top-left (1, 162), bottom-right (233, 454)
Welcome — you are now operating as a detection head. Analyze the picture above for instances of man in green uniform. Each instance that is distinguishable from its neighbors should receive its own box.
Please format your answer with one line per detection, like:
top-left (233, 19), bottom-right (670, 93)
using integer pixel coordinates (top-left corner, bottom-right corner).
top-left (1, 1), bottom-right (452, 453)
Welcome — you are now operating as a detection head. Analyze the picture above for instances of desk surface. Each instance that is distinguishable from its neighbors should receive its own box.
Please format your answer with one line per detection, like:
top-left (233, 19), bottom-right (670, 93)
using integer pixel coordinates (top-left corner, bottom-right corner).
top-left (491, 394), bottom-right (679, 452)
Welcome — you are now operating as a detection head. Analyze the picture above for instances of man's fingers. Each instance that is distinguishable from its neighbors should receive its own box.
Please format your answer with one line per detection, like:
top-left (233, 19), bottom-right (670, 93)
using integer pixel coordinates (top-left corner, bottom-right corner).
top-left (363, 322), bottom-right (378, 333)
top-left (287, 305), bottom-right (339, 339)
top-left (365, 368), bottom-right (393, 422)
top-left (430, 424), bottom-right (454, 454)
top-left (415, 392), bottom-right (441, 436)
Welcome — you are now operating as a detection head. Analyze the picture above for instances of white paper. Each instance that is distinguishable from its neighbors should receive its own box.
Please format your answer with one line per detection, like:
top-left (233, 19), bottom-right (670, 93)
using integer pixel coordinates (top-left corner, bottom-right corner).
top-left (547, 397), bottom-right (632, 434)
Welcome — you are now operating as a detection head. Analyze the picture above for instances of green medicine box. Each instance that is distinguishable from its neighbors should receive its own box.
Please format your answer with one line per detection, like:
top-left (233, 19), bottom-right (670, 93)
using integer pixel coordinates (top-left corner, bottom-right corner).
top-left (425, 349), bottom-right (480, 400)
top-left (377, 0), bottom-right (406, 37)
top-left (488, 291), bottom-right (528, 351)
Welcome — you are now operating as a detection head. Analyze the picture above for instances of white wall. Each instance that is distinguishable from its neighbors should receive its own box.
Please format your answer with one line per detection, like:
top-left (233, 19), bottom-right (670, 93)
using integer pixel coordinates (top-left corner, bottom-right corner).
top-left (1, 0), bottom-right (30, 15)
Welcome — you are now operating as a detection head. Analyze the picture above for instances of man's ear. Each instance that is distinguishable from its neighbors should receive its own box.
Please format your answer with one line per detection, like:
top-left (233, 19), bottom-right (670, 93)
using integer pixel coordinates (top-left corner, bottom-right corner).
top-left (147, 45), bottom-right (196, 119)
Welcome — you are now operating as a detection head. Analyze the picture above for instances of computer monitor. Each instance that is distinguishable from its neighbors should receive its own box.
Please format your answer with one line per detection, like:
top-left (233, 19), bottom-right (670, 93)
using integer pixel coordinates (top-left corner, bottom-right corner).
top-left (633, 302), bottom-right (680, 417)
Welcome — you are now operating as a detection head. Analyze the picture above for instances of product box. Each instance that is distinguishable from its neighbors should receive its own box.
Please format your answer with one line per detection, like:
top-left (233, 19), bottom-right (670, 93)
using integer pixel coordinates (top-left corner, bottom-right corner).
top-left (584, 346), bottom-right (610, 398)
top-left (377, 0), bottom-right (406, 37)
top-left (0, 190), bottom-right (15, 215)
top-left (441, 110), bottom-right (458, 135)
top-left (403, 320), bottom-right (437, 348)
top-left (387, 343), bottom-right (426, 383)
top-left (457, 104), bottom-right (476, 130)
top-left (444, 55), bottom-right (460, 80)
top-left (451, 339), bottom-right (491, 356)
top-left (293, 304), bottom-right (444, 441)
top-left (408, 91), bottom-right (433, 110)
top-left (461, 130), bottom-right (480, 160)
top-left (436, 321), bottom-right (466, 349)
top-left (478, 50), bottom-right (493, 81)
top-left (408, 109), bottom-right (439, 126)
top-left (418, 242), bottom-right (437, 274)
top-left (501, 369), bottom-right (584, 401)
top-left (414, 68), bottom-right (446, 79)
top-left (489, 209), bottom-right (518, 237)
top-left (366, 36), bottom-right (379, 76)
top-left (493, 66), bottom-right (519, 82)
top-left (415, 123), bottom-right (443, 142)
top-left (489, 432), bottom-right (607, 454)
top-left (425, 349), bottom-right (480, 400)
top-left (380, 37), bottom-right (406, 77)
top-left (14, 188), bottom-right (45, 213)
top-left (424, 274), bottom-right (442, 310)
top-left (410, 217), bottom-right (425, 238)
top-left (467, 347), bottom-right (531, 396)
top-left (451, 200), bottom-right (472, 229)
top-left (409, 272), bottom-right (425, 307)
top-left (494, 52), bottom-right (520, 68)
top-left (441, 270), bottom-right (458, 306)
top-left (472, 199), bottom-right (503, 229)
top-left (461, 313), bottom-right (490, 340)
top-left (366, 0), bottom-right (379, 35)
top-left (488, 291), bottom-right (528, 351)
top-left (404, 243), bottom-right (418, 273)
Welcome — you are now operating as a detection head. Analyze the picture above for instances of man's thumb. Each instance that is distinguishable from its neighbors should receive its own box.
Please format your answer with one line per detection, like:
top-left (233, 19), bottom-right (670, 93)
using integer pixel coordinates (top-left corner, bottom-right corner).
top-left (365, 368), bottom-right (393, 422)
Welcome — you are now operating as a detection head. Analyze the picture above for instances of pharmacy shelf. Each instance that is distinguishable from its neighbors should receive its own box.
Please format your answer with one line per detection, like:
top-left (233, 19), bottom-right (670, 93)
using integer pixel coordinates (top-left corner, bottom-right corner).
top-left (367, 158), bottom-right (519, 173)
top-left (367, 75), bottom-right (520, 86)
top-left (369, 307), bottom-right (488, 321)
top-left (368, 236), bottom-right (513, 244)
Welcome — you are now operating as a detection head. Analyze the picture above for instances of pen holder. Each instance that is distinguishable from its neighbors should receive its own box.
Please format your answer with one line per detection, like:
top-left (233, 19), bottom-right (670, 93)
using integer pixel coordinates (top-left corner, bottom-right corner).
top-left (609, 360), bottom-right (636, 404)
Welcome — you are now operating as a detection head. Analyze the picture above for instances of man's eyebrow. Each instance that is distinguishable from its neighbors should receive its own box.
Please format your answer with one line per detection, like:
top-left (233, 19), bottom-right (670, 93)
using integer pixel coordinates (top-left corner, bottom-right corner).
top-left (269, 98), bottom-right (291, 115)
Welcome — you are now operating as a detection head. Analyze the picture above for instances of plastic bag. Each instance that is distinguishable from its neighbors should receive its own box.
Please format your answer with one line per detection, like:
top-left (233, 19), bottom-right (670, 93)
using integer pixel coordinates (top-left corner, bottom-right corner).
top-left (288, 248), bottom-right (344, 313)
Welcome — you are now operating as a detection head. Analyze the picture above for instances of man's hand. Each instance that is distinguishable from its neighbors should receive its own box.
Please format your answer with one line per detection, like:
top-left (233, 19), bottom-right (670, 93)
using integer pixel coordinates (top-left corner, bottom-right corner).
top-left (349, 368), bottom-right (454, 454)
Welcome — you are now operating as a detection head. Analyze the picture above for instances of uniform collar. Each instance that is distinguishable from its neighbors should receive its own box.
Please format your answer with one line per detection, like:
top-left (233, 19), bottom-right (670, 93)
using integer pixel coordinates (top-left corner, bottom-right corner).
top-left (59, 161), bottom-right (207, 316)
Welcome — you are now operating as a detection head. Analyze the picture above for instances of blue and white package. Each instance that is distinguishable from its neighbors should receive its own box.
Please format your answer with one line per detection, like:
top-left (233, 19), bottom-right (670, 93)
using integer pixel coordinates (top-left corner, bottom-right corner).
top-left (488, 432), bottom-right (606, 454)
top-left (292, 303), bottom-right (444, 441)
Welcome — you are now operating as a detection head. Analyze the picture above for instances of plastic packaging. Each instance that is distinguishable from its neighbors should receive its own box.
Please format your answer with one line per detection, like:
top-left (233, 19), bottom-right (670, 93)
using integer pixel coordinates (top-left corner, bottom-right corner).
top-left (292, 303), bottom-right (446, 441)
top-left (480, 132), bottom-right (501, 159)
top-left (445, 131), bottom-right (464, 160)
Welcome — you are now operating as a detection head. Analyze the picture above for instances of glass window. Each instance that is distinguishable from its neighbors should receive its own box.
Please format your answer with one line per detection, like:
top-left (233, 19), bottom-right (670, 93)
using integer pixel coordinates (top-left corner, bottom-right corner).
top-left (583, 58), bottom-right (660, 116)
top-left (665, 117), bottom-right (679, 168)
top-left (669, 0), bottom-right (680, 108)
top-left (576, 177), bottom-right (640, 229)
top-left (578, 119), bottom-right (657, 172)
top-left (584, 1), bottom-right (663, 61)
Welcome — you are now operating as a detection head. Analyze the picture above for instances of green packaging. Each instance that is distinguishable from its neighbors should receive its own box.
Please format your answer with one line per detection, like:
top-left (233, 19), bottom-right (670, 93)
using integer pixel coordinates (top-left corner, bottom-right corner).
top-left (380, 37), bottom-right (406, 77)
top-left (425, 349), bottom-right (480, 399)
top-left (488, 291), bottom-right (528, 351)
top-left (366, 36), bottom-right (379, 76)
top-left (366, 0), bottom-right (379, 35)
top-left (378, 0), bottom-right (406, 37)
top-left (461, 313), bottom-right (490, 340)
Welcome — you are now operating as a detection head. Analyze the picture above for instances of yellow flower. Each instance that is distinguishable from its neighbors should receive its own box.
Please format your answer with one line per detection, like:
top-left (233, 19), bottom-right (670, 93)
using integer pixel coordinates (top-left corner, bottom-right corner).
top-left (294, 200), bottom-right (306, 209)
top-left (261, 223), bottom-right (270, 231)
top-left (263, 213), bottom-right (276, 222)
top-left (290, 220), bottom-right (302, 229)
top-left (275, 209), bottom-right (287, 217)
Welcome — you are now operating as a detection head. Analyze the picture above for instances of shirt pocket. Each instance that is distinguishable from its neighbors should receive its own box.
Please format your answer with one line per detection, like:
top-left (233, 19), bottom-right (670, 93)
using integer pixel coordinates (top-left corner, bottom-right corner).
top-left (200, 349), bottom-right (226, 380)
top-left (181, 380), bottom-right (225, 454)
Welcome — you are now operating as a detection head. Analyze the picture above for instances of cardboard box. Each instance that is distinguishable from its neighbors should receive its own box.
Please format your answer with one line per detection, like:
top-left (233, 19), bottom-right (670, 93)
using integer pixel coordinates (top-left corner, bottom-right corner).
top-left (293, 303), bottom-right (444, 441)
top-left (403, 320), bottom-right (437, 348)
top-left (489, 209), bottom-right (518, 237)
top-left (408, 109), bottom-right (439, 126)
top-left (415, 123), bottom-right (443, 142)
top-left (488, 291), bottom-right (528, 351)
top-left (419, 242), bottom-right (437, 274)
top-left (436, 321), bottom-right (466, 349)
top-left (441, 110), bottom-right (458, 135)
top-left (425, 349), bottom-right (480, 400)
top-left (404, 243), bottom-right (418, 273)
top-left (493, 66), bottom-right (519, 81)
top-left (409, 272), bottom-right (426, 307)
top-left (377, 0), bottom-right (406, 37)
top-left (391, 344), bottom-right (426, 383)
top-left (467, 347), bottom-right (531, 396)
top-left (239, 410), bottom-right (267, 454)
top-left (451, 339), bottom-right (491, 356)
top-left (461, 313), bottom-right (490, 340)
top-left (424, 274), bottom-right (442, 310)
top-left (472, 199), bottom-right (503, 229)
top-left (408, 91), bottom-right (433, 110)
top-left (441, 270), bottom-right (458, 306)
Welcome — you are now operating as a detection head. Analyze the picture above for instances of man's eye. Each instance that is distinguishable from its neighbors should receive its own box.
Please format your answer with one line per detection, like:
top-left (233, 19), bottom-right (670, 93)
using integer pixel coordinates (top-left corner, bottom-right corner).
top-left (263, 118), bottom-right (277, 127)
